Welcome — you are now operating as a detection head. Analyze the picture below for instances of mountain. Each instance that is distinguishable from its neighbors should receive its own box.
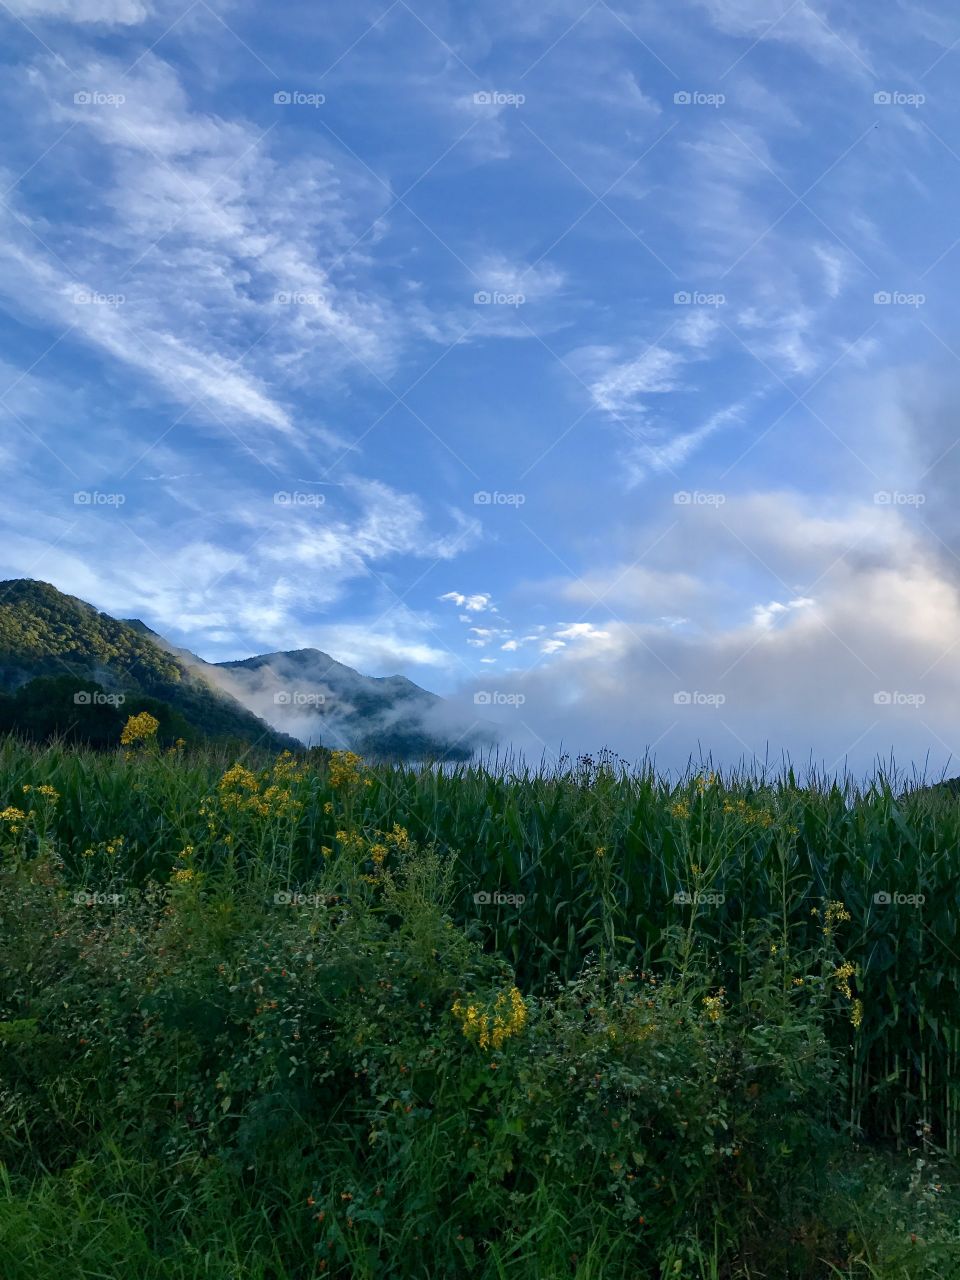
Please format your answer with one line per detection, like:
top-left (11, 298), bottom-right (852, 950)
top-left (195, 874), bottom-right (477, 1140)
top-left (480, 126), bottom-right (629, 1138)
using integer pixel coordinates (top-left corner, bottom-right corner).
top-left (0, 579), bottom-right (491, 761)
top-left (0, 579), bottom-right (298, 752)
top-left (213, 648), bottom-right (488, 762)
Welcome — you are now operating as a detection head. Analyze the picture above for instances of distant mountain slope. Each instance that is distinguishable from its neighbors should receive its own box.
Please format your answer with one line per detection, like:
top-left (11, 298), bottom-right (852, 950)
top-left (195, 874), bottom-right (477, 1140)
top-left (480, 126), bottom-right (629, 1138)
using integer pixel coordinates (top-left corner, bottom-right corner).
top-left (0, 579), bottom-right (492, 761)
top-left (214, 648), bottom-right (490, 762)
top-left (0, 579), bottom-right (298, 752)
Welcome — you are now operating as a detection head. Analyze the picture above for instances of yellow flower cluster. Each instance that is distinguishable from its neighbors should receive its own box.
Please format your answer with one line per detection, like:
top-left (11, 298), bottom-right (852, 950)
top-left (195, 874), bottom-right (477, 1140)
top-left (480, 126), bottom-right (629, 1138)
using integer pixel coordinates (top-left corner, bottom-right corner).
top-left (452, 986), bottom-right (527, 1051)
top-left (333, 823), bottom-right (411, 881)
top-left (833, 961), bottom-right (855, 1000)
top-left (328, 750), bottom-right (372, 789)
top-left (204, 756), bottom-right (305, 822)
top-left (721, 797), bottom-right (773, 828)
top-left (671, 801), bottom-right (690, 820)
top-left (695, 771), bottom-right (716, 793)
top-left (833, 960), bottom-right (863, 1028)
top-left (273, 751), bottom-right (308, 784)
top-left (0, 805), bottom-right (27, 835)
top-left (81, 835), bottom-right (125, 858)
top-left (120, 712), bottom-right (160, 746)
top-left (21, 784), bottom-right (59, 802)
top-left (702, 987), bottom-right (726, 1023)
top-left (821, 900), bottom-right (851, 937)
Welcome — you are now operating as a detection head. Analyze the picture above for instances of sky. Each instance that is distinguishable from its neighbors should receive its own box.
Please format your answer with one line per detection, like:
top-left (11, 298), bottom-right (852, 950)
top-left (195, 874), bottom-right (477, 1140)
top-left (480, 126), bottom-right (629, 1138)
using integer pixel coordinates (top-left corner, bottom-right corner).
top-left (2, 0), bottom-right (960, 778)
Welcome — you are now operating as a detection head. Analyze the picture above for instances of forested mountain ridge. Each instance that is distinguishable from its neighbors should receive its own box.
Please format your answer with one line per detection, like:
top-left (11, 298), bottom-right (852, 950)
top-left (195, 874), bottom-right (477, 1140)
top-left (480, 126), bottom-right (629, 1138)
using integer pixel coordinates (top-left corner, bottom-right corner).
top-left (0, 579), bottom-right (299, 751)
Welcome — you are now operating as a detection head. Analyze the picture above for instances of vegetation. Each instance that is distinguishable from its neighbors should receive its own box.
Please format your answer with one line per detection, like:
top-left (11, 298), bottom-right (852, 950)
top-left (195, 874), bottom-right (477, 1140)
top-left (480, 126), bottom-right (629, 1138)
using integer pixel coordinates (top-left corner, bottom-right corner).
top-left (0, 580), bottom-right (299, 752)
top-left (0, 735), bottom-right (958, 1278)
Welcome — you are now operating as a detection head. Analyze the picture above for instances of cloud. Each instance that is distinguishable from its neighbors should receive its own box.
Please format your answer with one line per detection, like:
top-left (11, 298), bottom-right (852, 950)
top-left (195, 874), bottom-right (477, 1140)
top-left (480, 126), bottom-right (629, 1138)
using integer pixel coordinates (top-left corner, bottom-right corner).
top-left (751, 596), bottom-right (814, 629)
top-left (693, 0), bottom-right (872, 74)
top-left (586, 344), bottom-right (688, 415)
top-left (4, 0), bottom-right (150, 23)
top-left (472, 490), bottom-right (960, 776)
top-left (813, 244), bottom-right (852, 299)
top-left (0, 51), bottom-right (404, 445)
top-left (474, 252), bottom-right (565, 301)
top-left (0, 472), bottom-right (481, 659)
top-left (439, 590), bottom-right (495, 612)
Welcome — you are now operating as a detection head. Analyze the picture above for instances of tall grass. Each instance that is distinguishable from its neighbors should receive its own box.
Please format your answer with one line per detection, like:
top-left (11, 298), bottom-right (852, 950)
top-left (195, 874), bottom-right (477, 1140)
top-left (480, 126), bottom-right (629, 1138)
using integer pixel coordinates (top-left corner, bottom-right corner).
top-left (1, 736), bottom-right (959, 1154)
top-left (2, 736), bottom-right (960, 1277)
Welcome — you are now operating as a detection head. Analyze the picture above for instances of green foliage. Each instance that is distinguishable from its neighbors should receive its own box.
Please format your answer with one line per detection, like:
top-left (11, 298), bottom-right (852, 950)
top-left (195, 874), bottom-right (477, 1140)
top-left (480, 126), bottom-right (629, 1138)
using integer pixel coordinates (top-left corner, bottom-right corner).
top-left (0, 579), bottom-right (299, 751)
top-left (0, 742), bottom-right (959, 1278)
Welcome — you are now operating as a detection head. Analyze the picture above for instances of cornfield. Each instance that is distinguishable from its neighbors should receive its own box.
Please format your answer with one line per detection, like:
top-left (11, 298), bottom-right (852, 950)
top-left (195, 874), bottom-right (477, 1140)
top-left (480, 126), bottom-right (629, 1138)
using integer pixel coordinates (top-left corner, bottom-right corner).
top-left (3, 737), bottom-right (959, 1156)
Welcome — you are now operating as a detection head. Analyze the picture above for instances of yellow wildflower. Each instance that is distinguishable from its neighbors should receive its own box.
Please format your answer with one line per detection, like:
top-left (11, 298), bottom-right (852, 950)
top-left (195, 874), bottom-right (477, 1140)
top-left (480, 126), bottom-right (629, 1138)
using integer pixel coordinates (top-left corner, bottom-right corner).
top-left (833, 961), bottom-right (856, 1001)
top-left (822, 901), bottom-right (851, 937)
top-left (453, 986), bottom-right (526, 1051)
top-left (328, 751), bottom-right (365, 788)
top-left (702, 987), bottom-right (726, 1023)
top-left (120, 712), bottom-right (160, 746)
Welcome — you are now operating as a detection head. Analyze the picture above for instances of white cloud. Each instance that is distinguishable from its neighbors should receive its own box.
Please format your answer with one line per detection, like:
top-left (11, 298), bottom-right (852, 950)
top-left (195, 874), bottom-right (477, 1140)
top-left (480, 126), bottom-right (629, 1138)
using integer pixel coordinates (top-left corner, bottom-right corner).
top-left (813, 244), bottom-right (851, 299)
top-left (474, 252), bottom-right (564, 301)
top-left (588, 345), bottom-right (687, 415)
top-left (471, 490), bottom-right (960, 775)
top-left (439, 590), bottom-right (495, 612)
top-left (5, 0), bottom-right (149, 22)
top-left (555, 622), bottom-right (611, 641)
top-left (693, 0), bottom-right (872, 73)
top-left (751, 596), bottom-right (814, 629)
top-left (0, 51), bottom-right (404, 446)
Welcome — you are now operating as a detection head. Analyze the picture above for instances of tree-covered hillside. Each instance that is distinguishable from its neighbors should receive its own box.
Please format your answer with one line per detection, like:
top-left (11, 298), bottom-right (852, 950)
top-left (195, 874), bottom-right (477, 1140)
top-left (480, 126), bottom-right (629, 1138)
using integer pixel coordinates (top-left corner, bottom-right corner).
top-left (0, 580), bottom-right (299, 752)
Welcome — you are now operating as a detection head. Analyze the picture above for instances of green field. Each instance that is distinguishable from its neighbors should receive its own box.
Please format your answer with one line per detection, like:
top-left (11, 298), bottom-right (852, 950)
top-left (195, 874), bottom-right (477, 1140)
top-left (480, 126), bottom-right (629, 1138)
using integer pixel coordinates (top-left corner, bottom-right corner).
top-left (1, 730), bottom-right (959, 1278)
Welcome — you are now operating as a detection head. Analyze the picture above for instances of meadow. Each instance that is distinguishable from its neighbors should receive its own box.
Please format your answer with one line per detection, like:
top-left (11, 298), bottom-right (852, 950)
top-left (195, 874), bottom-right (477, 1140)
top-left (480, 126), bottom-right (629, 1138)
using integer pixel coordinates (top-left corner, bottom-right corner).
top-left (1, 721), bottom-right (959, 1278)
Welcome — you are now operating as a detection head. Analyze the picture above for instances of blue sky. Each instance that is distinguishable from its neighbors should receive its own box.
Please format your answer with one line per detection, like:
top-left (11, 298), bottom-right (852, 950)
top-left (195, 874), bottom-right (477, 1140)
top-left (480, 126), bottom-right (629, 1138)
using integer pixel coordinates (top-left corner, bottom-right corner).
top-left (3, 0), bottom-right (960, 776)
